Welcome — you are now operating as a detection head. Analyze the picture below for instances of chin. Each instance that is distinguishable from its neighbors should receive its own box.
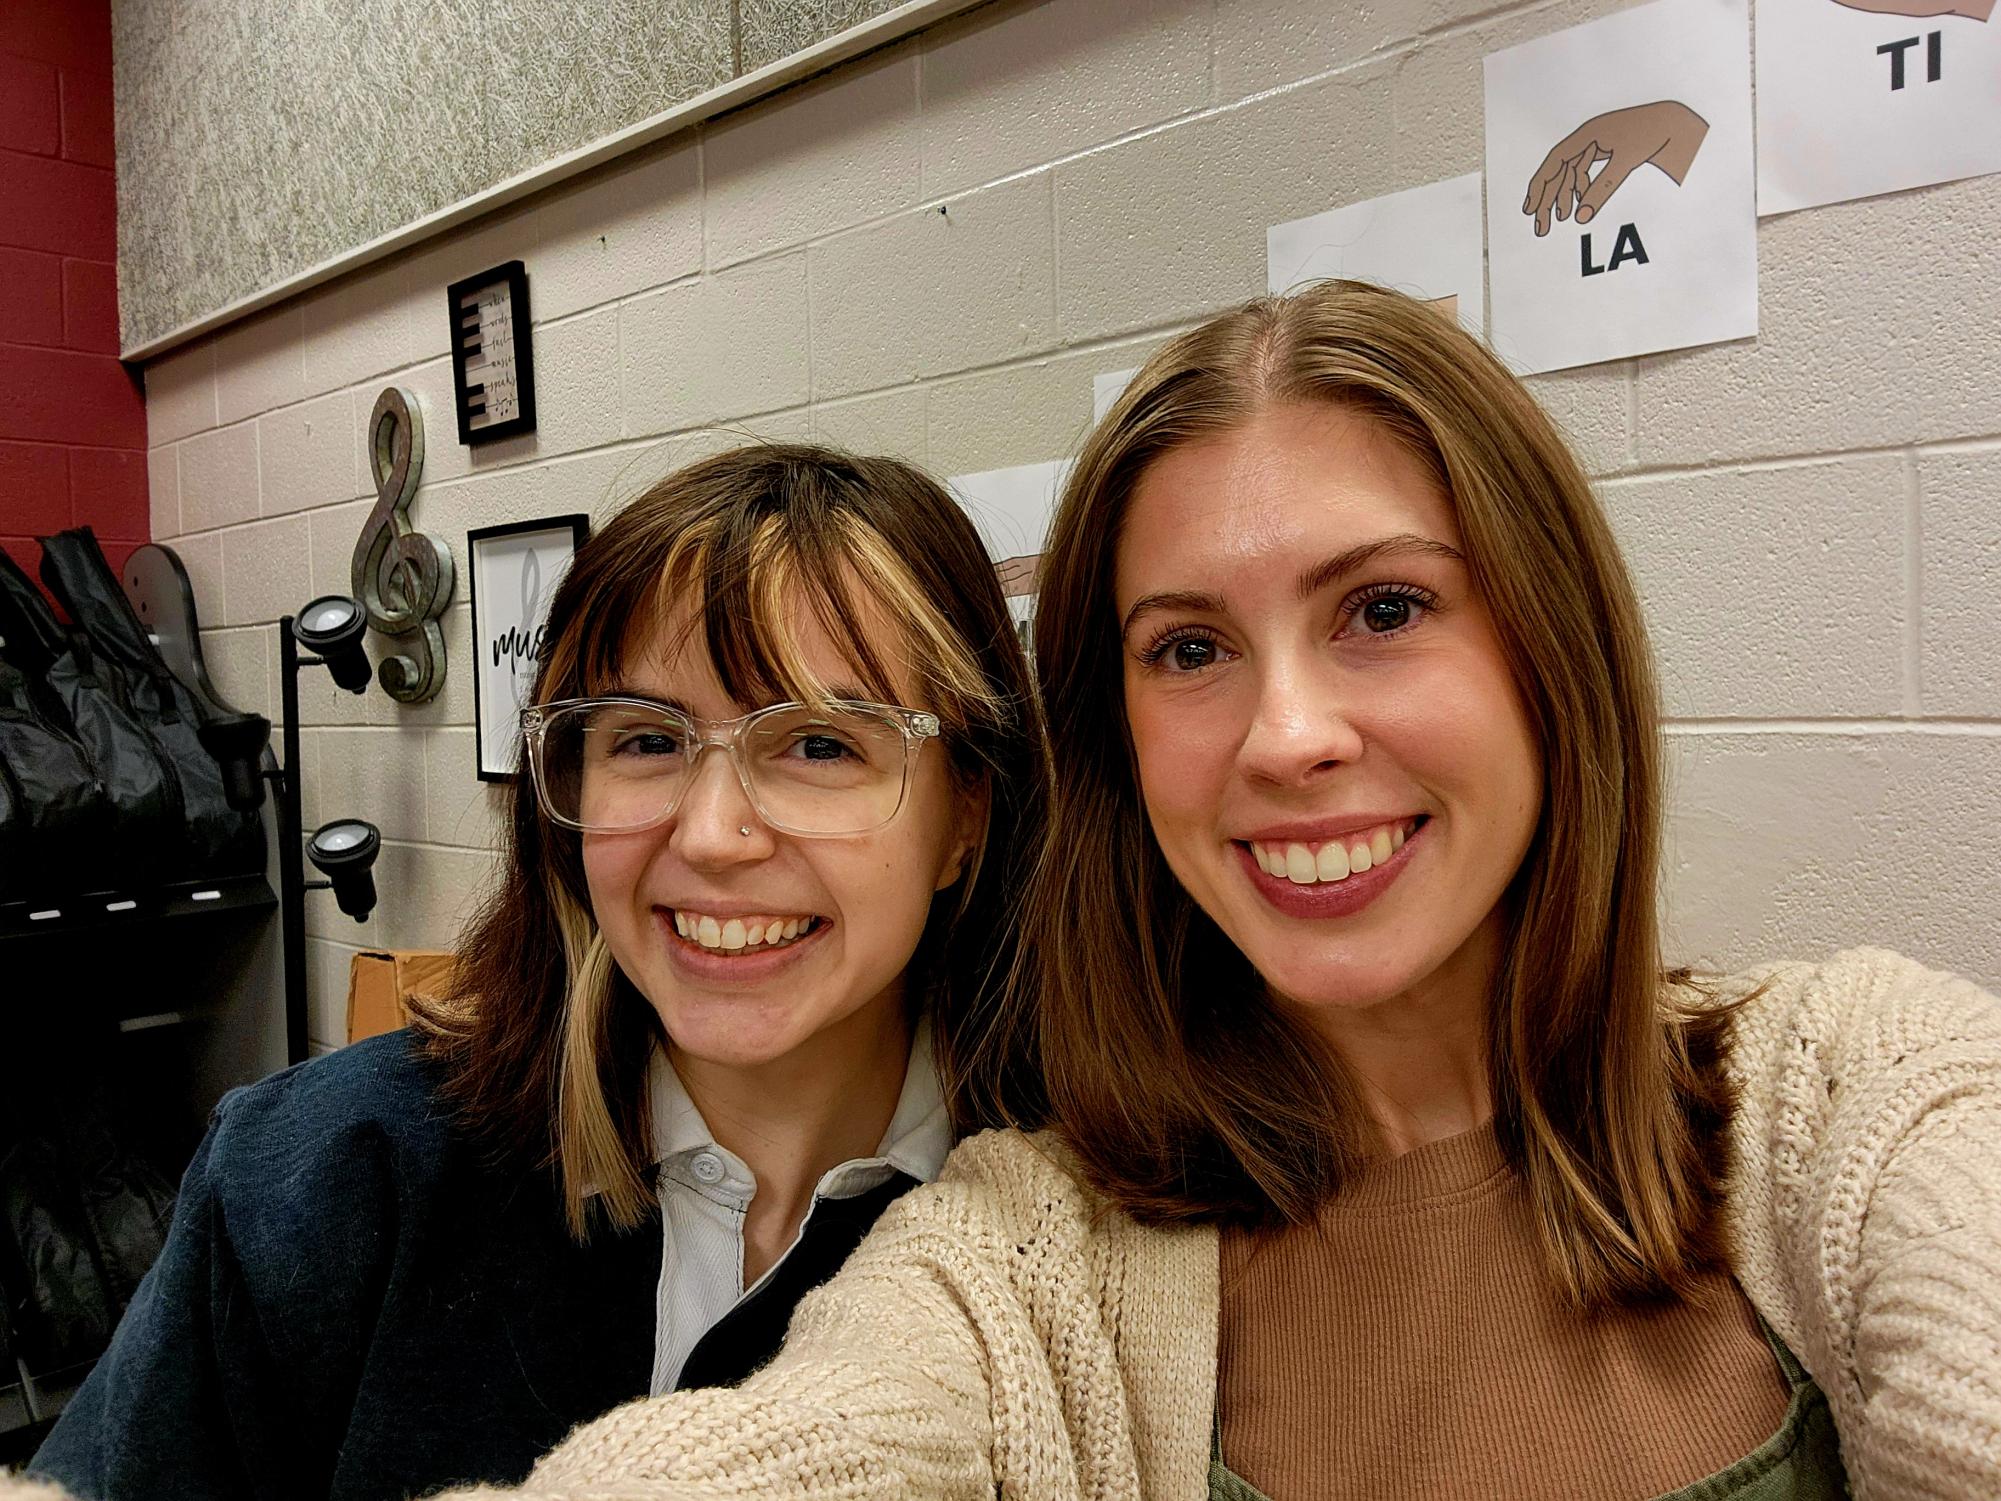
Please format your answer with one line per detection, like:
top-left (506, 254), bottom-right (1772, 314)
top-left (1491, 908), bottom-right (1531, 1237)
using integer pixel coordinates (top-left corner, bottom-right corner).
top-left (1256, 954), bottom-right (1413, 1011)
top-left (1224, 910), bottom-right (1439, 1011)
top-left (651, 993), bottom-right (814, 1068)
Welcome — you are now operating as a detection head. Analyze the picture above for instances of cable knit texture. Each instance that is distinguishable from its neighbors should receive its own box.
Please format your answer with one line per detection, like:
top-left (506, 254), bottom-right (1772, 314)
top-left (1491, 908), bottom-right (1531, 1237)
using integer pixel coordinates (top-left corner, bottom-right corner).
top-left (3, 949), bottom-right (1994, 1501)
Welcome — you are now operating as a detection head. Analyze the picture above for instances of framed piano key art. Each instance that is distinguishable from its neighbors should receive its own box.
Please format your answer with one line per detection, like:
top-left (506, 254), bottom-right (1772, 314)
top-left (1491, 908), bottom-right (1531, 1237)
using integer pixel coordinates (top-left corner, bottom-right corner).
top-left (447, 261), bottom-right (538, 445)
top-left (467, 515), bottom-right (589, 780)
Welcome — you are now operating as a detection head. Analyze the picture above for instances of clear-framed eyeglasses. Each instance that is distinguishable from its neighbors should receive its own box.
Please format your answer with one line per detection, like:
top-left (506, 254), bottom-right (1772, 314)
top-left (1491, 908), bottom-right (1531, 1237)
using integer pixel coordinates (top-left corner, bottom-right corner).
top-left (520, 695), bottom-right (942, 838)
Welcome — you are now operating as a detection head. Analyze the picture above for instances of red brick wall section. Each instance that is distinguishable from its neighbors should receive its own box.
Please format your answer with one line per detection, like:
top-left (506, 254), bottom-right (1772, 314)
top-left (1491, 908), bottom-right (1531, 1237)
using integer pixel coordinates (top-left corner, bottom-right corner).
top-left (0, 0), bottom-right (145, 604)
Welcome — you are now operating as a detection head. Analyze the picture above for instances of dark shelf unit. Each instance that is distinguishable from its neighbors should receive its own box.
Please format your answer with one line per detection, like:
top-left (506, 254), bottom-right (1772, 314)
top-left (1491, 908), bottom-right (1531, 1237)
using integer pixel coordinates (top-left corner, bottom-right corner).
top-left (0, 871), bottom-right (275, 946)
top-left (2, 544), bottom-right (286, 1449)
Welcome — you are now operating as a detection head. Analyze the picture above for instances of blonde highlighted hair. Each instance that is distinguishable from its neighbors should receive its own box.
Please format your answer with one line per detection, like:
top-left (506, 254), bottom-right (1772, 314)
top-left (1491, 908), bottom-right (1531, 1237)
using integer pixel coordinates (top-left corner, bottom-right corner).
top-left (416, 444), bottom-right (1048, 1236)
top-left (1020, 283), bottom-right (1735, 1307)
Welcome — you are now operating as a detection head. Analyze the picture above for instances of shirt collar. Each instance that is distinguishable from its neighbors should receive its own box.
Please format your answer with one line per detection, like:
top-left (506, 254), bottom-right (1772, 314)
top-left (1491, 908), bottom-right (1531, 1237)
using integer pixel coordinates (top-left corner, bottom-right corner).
top-left (641, 1015), bottom-right (951, 1186)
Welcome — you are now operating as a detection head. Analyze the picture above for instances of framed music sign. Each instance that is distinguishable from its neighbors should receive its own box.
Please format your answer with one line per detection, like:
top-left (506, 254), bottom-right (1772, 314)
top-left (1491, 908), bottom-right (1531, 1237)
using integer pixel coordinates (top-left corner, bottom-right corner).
top-left (467, 515), bottom-right (589, 780)
top-left (447, 261), bottom-right (537, 446)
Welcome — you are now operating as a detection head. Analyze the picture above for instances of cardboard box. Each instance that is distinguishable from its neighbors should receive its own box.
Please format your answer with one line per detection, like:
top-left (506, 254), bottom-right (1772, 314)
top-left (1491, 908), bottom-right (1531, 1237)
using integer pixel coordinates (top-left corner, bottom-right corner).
top-left (347, 949), bottom-right (458, 1043)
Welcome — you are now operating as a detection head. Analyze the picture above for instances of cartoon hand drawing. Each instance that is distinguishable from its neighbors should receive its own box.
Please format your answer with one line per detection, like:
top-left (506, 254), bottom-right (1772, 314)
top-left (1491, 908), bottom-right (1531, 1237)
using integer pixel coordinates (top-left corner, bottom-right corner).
top-left (1832, 0), bottom-right (1991, 18)
top-left (1522, 100), bottom-right (1710, 237)
top-left (996, 555), bottom-right (1040, 599)
top-left (996, 557), bottom-right (1040, 652)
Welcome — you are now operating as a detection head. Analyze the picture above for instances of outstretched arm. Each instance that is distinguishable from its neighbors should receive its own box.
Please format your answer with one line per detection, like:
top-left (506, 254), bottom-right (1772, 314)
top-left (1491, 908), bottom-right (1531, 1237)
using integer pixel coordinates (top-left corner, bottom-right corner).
top-left (514, 1222), bottom-right (1003, 1501)
top-left (1730, 950), bottom-right (2001, 1501)
top-left (1827, 961), bottom-right (2001, 1497)
top-left (440, 1133), bottom-right (1134, 1501)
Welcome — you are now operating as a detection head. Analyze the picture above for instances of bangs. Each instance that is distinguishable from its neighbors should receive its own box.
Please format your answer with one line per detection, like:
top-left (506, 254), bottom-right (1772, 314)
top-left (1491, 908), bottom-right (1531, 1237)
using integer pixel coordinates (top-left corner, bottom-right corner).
top-left (580, 507), bottom-right (1003, 728)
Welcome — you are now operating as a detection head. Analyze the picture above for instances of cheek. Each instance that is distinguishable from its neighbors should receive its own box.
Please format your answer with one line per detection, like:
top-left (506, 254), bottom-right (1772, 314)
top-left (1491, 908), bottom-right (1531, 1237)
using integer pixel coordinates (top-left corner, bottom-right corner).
top-left (829, 768), bottom-right (964, 933)
top-left (580, 834), bottom-right (651, 919)
top-left (818, 841), bottom-right (941, 975)
top-left (1125, 681), bottom-right (1236, 827)
top-left (1407, 658), bottom-right (1541, 836)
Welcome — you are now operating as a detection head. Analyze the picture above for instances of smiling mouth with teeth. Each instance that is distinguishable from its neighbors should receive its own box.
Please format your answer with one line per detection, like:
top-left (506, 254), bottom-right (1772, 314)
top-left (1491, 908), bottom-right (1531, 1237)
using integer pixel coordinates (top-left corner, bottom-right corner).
top-left (671, 911), bottom-right (822, 953)
top-left (1246, 818), bottom-right (1423, 885)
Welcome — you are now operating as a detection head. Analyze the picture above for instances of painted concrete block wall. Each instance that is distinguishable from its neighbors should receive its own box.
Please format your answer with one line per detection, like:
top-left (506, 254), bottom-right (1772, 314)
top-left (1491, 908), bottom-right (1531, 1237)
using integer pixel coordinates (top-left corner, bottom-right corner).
top-left (136, 0), bottom-right (2001, 1054)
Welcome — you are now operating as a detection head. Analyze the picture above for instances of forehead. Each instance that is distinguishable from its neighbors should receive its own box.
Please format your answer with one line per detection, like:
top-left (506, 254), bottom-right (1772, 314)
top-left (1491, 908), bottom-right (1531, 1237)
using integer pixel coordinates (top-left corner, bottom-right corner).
top-left (1116, 402), bottom-right (1459, 606)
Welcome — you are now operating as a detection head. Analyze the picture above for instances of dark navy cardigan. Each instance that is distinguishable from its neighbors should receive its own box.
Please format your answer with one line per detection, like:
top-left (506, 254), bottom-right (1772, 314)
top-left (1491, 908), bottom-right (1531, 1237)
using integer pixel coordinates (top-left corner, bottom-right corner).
top-left (30, 1029), bottom-right (912, 1500)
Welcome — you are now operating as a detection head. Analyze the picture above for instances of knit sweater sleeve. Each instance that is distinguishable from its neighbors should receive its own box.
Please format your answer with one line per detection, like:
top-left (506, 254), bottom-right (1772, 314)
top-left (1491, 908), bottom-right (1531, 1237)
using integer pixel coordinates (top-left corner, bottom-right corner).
top-left (1726, 947), bottom-right (2001, 1501)
top-left (440, 1130), bottom-right (1130, 1501)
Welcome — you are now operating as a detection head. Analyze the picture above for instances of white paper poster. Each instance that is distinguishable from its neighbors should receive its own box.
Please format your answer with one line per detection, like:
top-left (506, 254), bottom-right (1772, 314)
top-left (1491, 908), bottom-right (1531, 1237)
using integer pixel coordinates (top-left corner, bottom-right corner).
top-left (1484, 0), bottom-right (1757, 375)
top-left (947, 458), bottom-right (1072, 646)
top-left (1266, 173), bottom-right (1487, 337)
top-left (1757, 0), bottom-right (2001, 215)
top-left (1092, 367), bottom-right (1140, 422)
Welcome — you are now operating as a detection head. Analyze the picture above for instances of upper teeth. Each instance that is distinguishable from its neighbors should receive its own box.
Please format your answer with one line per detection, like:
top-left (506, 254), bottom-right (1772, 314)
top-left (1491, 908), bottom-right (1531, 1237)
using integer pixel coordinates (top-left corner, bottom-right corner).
top-left (1249, 821), bottom-right (1414, 885)
top-left (673, 912), bottom-right (816, 951)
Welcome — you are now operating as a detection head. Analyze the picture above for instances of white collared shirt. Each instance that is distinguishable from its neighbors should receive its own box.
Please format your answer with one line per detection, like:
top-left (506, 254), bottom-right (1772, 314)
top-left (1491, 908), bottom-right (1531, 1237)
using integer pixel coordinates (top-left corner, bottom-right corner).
top-left (639, 1018), bottom-right (951, 1394)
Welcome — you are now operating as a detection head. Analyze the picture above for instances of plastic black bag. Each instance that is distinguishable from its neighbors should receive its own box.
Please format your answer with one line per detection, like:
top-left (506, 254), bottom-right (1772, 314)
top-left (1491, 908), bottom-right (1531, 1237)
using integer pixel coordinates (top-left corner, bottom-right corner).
top-left (0, 549), bottom-right (180, 881)
top-left (0, 657), bottom-right (110, 897)
top-left (37, 528), bottom-right (260, 880)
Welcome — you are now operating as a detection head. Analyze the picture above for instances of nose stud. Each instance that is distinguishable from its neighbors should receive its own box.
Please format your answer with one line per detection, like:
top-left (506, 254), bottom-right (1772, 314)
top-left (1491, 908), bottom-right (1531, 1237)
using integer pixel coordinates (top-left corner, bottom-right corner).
top-left (739, 825), bottom-right (752, 837)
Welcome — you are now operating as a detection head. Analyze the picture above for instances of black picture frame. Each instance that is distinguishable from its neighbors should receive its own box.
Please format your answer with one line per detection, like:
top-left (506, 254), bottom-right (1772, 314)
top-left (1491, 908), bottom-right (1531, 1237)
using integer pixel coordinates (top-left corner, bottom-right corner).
top-left (467, 514), bottom-right (590, 782)
top-left (446, 260), bottom-right (538, 446)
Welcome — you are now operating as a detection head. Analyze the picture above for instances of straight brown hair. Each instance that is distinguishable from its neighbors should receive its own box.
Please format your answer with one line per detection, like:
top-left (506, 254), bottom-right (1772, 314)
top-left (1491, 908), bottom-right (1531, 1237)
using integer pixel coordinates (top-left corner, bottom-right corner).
top-left (414, 443), bottom-right (1048, 1236)
top-left (1024, 283), bottom-right (1734, 1308)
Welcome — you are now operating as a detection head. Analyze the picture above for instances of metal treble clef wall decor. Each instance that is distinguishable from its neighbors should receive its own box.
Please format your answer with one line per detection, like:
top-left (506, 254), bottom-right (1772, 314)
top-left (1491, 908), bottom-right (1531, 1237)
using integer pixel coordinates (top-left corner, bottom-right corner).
top-left (351, 387), bottom-right (455, 702)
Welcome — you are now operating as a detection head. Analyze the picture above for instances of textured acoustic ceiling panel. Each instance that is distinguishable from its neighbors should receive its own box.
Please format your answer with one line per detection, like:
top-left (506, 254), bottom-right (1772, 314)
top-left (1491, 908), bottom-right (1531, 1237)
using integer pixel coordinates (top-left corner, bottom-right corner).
top-left (111, 0), bottom-right (908, 352)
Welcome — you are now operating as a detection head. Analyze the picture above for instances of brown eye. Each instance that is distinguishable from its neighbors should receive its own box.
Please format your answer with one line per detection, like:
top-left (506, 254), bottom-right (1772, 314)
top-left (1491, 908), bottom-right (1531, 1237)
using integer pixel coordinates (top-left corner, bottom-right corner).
top-left (1362, 597), bottom-right (1412, 633)
top-left (1172, 638), bottom-right (1217, 671)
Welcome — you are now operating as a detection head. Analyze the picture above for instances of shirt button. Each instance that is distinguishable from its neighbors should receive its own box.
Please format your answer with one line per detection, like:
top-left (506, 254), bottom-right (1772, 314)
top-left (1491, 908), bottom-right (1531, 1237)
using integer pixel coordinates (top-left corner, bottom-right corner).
top-left (691, 1151), bottom-right (725, 1184)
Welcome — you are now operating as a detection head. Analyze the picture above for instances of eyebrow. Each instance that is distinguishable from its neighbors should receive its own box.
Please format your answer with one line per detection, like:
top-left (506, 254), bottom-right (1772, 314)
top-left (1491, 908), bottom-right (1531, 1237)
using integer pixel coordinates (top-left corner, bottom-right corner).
top-left (1120, 533), bottom-right (1465, 637)
top-left (1292, 534), bottom-right (1464, 600)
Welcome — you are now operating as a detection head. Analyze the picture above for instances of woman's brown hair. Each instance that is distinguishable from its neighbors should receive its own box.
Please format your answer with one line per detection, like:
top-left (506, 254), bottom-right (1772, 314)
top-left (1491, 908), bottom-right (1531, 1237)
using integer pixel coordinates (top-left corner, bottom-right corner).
top-left (414, 443), bottom-right (1048, 1236)
top-left (1025, 281), bottom-right (1733, 1307)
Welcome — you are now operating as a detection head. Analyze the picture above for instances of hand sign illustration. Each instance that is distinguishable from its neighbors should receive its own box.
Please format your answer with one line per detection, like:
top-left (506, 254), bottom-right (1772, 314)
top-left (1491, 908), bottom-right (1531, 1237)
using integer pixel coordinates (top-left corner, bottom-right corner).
top-left (1522, 100), bottom-right (1710, 237)
top-left (1832, 0), bottom-right (1991, 17)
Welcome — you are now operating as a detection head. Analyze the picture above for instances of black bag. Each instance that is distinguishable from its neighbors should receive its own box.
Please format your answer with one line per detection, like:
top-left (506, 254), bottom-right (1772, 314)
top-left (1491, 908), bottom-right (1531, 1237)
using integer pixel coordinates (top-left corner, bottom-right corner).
top-left (0, 549), bottom-right (181, 881)
top-left (37, 528), bottom-right (260, 881)
top-left (0, 656), bottom-right (110, 898)
top-left (0, 1097), bottom-right (174, 1381)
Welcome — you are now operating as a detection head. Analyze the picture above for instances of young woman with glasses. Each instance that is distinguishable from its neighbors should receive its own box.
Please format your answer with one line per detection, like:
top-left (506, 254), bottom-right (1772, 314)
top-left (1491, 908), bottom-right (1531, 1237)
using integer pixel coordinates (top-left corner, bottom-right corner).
top-left (376, 284), bottom-right (1995, 1501)
top-left (25, 444), bottom-right (1046, 1500)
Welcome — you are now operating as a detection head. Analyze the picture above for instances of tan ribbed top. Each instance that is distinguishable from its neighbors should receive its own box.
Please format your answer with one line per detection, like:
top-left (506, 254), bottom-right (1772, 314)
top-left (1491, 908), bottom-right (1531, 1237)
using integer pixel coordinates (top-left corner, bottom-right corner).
top-left (1217, 1124), bottom-right (1791, 1501)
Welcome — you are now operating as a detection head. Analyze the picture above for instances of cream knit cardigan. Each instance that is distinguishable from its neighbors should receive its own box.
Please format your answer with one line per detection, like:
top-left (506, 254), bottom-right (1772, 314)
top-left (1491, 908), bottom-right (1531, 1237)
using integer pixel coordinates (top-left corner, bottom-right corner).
top-left (5, 949), bottom-right (1997, 1500)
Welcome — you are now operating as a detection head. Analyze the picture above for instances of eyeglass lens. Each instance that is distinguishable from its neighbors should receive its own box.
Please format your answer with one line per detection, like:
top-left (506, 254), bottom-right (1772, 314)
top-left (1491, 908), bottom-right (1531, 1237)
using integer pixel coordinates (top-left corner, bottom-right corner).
top-left (537, 702), bottom-right (912, 835)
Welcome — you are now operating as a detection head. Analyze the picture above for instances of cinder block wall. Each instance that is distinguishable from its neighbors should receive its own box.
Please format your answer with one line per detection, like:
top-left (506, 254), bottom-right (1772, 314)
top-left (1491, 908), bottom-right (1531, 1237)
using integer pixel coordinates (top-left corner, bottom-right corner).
top-left (137, 0), bottom-right (2001, 1053)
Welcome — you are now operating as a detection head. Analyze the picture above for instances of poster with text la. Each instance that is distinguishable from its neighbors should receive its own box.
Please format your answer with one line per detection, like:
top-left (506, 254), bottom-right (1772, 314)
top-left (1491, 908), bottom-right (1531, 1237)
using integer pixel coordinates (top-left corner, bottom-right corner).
top-left (1757, 0), bottom-right (2001, 216)
top-left (1484, 0), bottom-right (1756, 375)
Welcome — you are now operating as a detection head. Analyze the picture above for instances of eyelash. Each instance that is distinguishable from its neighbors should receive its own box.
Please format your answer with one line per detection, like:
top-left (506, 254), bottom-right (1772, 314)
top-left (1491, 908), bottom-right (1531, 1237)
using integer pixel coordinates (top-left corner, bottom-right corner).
top-left (1135, 625), bottom-right (1221, 669)
top-left (1346, 581), bottom-right (1442, 634)
top-left (1135, 582), bottom-right (1442, 671)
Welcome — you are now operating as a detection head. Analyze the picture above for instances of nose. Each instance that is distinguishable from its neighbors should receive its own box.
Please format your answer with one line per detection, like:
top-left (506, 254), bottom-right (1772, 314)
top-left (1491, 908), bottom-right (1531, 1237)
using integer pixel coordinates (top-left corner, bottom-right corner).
top-left (1237, 657), bottom-right (1365, 788)
top-left (668, 745), bottom-right (770, 866)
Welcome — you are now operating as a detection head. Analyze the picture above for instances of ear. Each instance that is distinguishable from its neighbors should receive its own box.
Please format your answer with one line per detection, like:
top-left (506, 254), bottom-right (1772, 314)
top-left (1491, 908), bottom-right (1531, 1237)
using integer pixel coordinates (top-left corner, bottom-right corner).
top-left (934, 775), bottom-right (991, 893)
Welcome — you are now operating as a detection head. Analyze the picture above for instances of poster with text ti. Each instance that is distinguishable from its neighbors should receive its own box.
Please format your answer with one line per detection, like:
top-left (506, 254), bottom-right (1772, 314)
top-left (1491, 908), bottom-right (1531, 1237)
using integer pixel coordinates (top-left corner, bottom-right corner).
top-left (1757, 0), bottom-right (2001, 215)
top-left (1484, 0), bottom-right (1757, 374)
top-left (1267, 173), bottom-right (1486, 338)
